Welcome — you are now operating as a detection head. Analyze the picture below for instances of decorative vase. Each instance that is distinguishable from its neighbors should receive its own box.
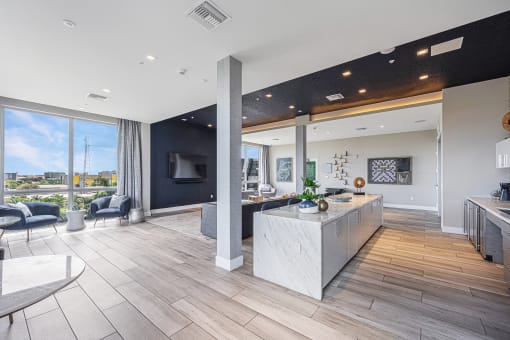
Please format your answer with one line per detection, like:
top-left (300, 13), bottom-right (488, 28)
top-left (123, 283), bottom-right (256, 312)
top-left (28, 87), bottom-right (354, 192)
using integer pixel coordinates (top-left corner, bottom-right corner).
top-left (318, 198), bottom-right (329, 212)
top-left (298, 200), bottom-right (319, 214)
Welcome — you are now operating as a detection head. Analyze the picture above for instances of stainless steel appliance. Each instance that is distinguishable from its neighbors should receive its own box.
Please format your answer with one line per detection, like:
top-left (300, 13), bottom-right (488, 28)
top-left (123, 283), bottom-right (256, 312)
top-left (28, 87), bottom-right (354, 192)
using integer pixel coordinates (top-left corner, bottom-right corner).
top-left (465, 200), bottom-right (480, 251)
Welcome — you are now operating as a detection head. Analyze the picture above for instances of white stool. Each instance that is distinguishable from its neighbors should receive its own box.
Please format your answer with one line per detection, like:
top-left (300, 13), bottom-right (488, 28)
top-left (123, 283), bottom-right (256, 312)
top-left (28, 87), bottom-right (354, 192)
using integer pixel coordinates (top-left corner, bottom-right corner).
top-left (66, 210), bottom-right (86, 231)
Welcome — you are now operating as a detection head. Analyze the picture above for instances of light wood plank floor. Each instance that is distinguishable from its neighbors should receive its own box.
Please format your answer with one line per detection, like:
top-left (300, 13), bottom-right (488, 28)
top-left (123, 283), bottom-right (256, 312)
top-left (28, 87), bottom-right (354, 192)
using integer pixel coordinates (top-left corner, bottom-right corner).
top-left (1, 208), bottom-right (509, 340)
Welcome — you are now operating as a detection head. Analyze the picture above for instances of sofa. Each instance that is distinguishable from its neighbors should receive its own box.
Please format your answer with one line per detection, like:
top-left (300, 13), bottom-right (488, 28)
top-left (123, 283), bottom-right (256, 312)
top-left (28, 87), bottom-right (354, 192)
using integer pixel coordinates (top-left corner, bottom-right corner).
top-left (90, 195), bottom-right (131, 226)
top-left (201, 197), bottom-right (290, 239)
top-left (0, 202), bottom-right (60, 241)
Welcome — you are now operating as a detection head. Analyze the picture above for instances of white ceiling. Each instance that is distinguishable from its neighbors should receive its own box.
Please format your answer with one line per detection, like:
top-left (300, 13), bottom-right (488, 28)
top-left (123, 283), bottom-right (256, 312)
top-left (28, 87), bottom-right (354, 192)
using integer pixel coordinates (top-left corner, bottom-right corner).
top-left (242, 103), bottom-right (441, 145)
top-left (0, 1), bottom-right (508, 123)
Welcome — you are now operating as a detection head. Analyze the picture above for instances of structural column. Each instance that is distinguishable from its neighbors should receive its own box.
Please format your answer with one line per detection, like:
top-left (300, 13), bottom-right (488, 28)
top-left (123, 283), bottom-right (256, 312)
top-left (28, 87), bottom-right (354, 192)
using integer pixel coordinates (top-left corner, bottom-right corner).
top-left (295, 124), bottom-right (307, 193)
top-left (216, 56), bottom-right (243, 271)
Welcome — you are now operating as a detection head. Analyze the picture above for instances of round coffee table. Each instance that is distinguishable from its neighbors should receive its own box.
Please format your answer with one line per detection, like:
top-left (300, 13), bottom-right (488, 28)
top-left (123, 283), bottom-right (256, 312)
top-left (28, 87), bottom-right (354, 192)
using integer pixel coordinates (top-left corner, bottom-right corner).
top-left (66, 210), bottom-right (86, 231)
top-left (0, 255), bottom-right (85, 323)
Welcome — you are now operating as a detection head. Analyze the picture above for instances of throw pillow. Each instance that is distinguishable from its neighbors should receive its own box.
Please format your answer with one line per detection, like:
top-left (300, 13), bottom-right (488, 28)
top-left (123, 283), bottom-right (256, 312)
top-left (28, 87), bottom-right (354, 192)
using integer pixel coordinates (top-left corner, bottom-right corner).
top-left (8, 202), bottom-right (32, 217)
top-left (260, 184), bottom-right (271, 192)
top-left (109, 194), bottom-right (126, 208)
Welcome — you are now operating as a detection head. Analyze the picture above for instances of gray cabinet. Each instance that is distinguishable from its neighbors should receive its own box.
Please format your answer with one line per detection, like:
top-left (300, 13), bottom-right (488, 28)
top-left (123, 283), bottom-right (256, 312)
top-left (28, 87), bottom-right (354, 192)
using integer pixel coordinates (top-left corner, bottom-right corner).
top-left (348, 209), bottom-right (361, 257)
top-left (322, 217), bottom-right (349, 287)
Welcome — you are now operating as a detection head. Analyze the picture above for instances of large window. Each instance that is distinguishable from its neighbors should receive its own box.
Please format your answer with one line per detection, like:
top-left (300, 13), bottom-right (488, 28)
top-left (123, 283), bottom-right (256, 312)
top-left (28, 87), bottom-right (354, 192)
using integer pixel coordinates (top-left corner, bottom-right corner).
top-left (241, 144), bottom-right (261, 191)
top-left (1, 107), bottom-right (117, 216)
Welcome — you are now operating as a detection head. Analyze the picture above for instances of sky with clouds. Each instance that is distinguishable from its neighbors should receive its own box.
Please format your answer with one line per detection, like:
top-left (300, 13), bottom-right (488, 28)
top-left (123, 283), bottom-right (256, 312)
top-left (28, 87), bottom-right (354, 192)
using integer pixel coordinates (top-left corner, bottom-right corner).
top-left (4, 108), bottom-right (117, 175)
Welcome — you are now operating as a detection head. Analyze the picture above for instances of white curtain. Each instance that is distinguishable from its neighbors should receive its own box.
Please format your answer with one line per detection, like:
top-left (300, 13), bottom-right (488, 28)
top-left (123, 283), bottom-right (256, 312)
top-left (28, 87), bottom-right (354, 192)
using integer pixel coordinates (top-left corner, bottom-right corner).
top-left (117, 119), bottom-right (143, 209)
top-left (260, 145), bottom-right (270, 185)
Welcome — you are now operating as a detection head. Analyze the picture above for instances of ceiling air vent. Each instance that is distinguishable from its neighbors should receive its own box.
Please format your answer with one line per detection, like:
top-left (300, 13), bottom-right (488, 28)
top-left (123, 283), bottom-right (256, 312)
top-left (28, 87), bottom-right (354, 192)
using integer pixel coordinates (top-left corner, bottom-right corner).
top-left (87, 93), bottom-right (108, 101)
top-left (326, 93), bottom-right (344, 102)
top-left (431, 37), bottom-right (464, 56)
top-left (187, 1), bottom-right (230, 31)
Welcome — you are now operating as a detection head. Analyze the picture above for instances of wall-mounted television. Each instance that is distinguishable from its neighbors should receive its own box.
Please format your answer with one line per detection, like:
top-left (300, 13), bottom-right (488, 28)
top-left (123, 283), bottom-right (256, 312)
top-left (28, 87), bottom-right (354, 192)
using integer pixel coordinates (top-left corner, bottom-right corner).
top-left (169, 153), bottom-right (207, 182)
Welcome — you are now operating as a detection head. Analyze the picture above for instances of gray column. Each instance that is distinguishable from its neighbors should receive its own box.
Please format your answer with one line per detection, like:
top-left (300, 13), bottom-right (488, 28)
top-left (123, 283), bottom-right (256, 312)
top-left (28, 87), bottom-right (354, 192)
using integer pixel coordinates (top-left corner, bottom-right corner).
top-left (295, 125), bottom-right (307, 193)
top-left (216, 56), bottom-right (243, 271)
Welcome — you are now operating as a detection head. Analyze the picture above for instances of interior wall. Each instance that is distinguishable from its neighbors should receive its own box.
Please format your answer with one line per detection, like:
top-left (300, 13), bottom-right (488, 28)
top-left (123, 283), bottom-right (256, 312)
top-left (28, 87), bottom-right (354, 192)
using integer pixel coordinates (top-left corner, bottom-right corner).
top-left (269, 130), bottom-right (438, 209)
top-left (150, 119), bottom-right (217, 210)
top-left (442, 76), bottom-right (510, 232)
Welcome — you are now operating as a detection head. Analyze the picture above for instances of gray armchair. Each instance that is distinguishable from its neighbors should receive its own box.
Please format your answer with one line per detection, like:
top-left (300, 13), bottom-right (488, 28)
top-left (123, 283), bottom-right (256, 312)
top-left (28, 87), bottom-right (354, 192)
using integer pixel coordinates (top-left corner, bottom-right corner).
top-left (0, 202), bottom-right (60, 241)
top-left (90, 195), bottom-right (131, 227)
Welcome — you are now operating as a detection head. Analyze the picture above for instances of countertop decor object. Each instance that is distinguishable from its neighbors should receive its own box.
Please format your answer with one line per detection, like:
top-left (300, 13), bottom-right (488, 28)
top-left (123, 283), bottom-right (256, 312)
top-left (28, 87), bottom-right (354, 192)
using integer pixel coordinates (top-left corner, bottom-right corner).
top-left (318, 196), bottom-right (329, 212)
top-left (297, 178), bottom-right (320, 214)
top-left (502, 111), bottom-right (510, 132)
top-left (353, 176), bottom-right (366, 195)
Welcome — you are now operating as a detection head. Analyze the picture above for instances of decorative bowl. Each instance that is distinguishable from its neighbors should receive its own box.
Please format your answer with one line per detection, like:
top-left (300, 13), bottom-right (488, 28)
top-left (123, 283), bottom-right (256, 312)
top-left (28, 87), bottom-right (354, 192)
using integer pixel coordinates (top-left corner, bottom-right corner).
top-left (298, 199), bottom-right (319, 214)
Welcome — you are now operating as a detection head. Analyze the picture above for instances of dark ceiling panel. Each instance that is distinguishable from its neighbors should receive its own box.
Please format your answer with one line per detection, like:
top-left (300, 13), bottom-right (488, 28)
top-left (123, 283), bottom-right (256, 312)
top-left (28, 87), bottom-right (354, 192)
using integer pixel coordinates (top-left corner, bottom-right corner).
top-left (164, 11), bottom-right (510, 128)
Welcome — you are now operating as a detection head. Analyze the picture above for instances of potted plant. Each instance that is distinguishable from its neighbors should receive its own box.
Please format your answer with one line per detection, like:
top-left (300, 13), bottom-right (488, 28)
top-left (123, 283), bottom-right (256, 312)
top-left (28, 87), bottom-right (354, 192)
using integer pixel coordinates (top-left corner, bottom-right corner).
top-left (297, 178), bottom-right (320, 213)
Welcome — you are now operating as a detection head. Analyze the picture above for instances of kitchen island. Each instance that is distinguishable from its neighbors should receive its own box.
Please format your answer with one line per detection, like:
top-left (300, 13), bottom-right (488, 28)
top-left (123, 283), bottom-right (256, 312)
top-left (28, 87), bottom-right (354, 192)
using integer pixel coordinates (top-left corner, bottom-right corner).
top-left (253, 194), bottom-right (383, 300)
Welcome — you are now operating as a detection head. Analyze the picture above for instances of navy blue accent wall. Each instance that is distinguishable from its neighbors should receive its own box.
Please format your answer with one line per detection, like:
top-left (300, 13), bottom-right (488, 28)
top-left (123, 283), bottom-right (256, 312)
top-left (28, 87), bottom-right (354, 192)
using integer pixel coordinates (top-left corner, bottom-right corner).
top-left (150, 119), bottom-right (216, 209)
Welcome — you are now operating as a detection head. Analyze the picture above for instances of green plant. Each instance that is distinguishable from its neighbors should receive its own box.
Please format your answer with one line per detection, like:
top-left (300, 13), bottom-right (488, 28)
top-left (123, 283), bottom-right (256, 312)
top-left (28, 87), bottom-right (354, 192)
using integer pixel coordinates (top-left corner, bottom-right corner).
top-left (297, 188), bottom-right (320, 201)
top-left (297, 177), bottom-right (320, 201)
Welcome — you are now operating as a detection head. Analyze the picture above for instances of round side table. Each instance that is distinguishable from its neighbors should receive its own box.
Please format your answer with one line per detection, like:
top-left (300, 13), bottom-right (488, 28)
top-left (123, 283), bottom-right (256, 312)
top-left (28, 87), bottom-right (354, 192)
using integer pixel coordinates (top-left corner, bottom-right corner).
top-left (66, 210), bottom-right (86, 231)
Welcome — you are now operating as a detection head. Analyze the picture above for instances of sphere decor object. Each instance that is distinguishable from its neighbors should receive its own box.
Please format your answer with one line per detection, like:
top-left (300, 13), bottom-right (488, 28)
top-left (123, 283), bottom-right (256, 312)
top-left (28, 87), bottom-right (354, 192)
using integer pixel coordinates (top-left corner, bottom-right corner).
top-left (502, 112), bottom-right (510, 132)
top-left (318, 197), bottom-right (329, 212)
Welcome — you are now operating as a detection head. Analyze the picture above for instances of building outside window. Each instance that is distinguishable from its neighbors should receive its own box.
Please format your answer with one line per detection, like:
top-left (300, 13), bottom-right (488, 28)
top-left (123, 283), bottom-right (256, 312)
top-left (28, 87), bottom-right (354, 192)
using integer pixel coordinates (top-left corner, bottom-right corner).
top-left (2, 108), bottom-right (117, 216)
top-left (241, 144), bottom-right (261, 191)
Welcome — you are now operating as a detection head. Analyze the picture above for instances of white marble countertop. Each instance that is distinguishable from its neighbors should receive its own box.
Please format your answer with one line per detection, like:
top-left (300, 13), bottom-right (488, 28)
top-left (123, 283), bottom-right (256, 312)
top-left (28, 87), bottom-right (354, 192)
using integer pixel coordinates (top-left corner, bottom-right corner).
top-left (254, 194), bottom-right (382, 225)
top-left (467, 196), bottom-right (510, 234)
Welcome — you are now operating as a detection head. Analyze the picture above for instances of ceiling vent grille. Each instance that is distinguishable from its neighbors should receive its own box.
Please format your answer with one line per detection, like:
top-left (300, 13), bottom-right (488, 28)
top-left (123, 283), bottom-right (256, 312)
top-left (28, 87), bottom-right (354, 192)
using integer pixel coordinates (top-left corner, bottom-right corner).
top-left (326, 93), bottom-right (344, 102)
top-left (87, 93), bottom-right (108, 101)
top-left (187, 1), bottom-right (230, 31)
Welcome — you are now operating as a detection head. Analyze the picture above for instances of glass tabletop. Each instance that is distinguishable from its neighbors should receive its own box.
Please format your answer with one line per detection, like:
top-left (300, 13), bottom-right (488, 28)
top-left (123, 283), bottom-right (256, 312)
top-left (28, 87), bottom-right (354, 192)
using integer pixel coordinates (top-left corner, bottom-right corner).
top-left (0, 255), bottom-right (85, 317)
top-left (0, 216), bottom-right (21, 228)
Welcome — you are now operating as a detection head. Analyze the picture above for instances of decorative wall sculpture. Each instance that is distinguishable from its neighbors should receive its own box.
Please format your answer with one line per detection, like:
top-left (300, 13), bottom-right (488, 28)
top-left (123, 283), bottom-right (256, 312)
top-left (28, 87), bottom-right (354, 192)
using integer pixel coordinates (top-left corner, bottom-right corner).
top-left (367, 157), bottom-right (412, 185)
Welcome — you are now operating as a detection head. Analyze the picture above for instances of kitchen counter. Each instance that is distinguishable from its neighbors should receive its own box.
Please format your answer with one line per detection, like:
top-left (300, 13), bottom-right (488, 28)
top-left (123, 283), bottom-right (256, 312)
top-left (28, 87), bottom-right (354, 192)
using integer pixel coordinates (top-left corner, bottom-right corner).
top-left (253, 194), bottom-right (383, 300)
top-left (467, 197), bottom-right (510, 234)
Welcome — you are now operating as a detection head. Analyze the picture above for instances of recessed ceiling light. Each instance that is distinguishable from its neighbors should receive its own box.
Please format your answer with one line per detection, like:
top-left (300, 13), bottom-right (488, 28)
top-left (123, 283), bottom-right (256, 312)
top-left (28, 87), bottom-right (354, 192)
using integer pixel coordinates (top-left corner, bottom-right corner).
top-left (242, 116), bottom-right (247, 120)
top-left (358, 88), bottom-right (367, 94)
top-left (255, 97), bottom-right (260, 101)
top-left (380, 125), bottom-right (385, 128)
top-left (102, 88), bottom-right (111, 93)
top-left (181, 118), bottom-right (187, 122)
top-left (342, 70), bottom-right (352, 77)
top-left (380, 47), bottom-right (395, 55)
top-left (289, 105), bottom-right (295, 109)
top-left (388, 59), bottom-right (395, 64)
top-left (298, 110), bottom-right (303, 113)
top-left (419, 74), bottom-right (429, 80)
top-left (417, 48), bottom-right (429, 56)
top-left (272, 138), bottom-right (280, 141)
top-left (356, 127), bottom-right (367, 131)
top-left (62, 19), bottom-right (76, 28)
top-left (265, 93), bottom-right (272, 98)
top-left (414, 119), bottom-right (426, 123)
top-left (207, 124), bottom-right (213, 128)
top-left (191, 116), bottom-right (195, 119)
top-left (146, 55), bottom-right (157, 61)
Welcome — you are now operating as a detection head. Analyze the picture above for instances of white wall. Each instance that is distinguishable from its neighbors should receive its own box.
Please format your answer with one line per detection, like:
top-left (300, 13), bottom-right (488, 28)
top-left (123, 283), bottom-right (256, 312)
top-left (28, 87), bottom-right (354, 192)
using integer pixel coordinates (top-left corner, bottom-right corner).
top-left (442, 76), bottom-right (510, 233)
top-left (269, 130), bottom-right (438, 209)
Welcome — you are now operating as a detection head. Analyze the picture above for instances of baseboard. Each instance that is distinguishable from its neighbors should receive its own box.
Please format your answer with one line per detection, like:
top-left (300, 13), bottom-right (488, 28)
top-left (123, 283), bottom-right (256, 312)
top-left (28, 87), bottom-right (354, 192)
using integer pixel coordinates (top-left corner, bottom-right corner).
top-left (216, 255), bottom-right (244, 271)
top-left (150, 204), bottom-right (203, 215)
top-left (441, 225), bottom-right (465, 235)
top-left (383, 203), bottom-right (438, 212)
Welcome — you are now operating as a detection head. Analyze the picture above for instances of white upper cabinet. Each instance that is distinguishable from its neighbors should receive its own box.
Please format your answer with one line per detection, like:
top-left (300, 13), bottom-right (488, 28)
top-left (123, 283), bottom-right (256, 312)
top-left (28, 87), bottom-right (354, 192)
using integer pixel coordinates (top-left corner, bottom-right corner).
top-left (496, 139), bottom-right (510, 168)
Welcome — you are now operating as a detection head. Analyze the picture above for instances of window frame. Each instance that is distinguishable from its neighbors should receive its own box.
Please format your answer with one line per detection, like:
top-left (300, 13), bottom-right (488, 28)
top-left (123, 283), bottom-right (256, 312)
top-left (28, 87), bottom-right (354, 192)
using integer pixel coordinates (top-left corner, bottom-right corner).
top-left (241, 143), bottom-right (261, 191)
top-left (0, 102), bottom-right (117, 209)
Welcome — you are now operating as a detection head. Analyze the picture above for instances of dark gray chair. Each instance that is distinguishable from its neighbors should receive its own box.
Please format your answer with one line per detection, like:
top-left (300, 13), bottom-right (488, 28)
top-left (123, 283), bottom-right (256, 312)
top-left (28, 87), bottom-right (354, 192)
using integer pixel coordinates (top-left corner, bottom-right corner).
top-left (261, 201), bottom-right (282, 211)
top-left (90, 196), bottom-right (131, 227)
top-left (287, 198), bottom-right (302, 205)
top-left (0, 202), bottom-right (60, 241)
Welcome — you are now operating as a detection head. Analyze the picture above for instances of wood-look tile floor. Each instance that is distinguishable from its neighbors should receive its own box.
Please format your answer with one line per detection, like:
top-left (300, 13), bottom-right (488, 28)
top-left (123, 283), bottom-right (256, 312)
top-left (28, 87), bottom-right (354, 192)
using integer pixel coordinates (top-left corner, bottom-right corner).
top-left (1, 208), bottom-right (509, 340)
